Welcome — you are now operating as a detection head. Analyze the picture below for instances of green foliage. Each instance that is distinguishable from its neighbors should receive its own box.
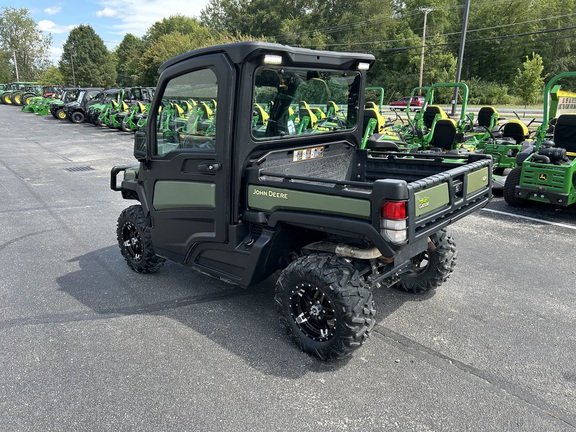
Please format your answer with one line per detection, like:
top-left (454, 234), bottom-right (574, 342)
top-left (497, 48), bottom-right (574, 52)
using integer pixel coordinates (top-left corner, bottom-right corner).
top-left (513, 53), bottom-right (545, 107)
top-left (59, 25), bottom-right (116, 87)
top-left (137, 25), bottom-right (255, 86)
top-left (0, 49), bottom-right (13, 82)
top-left (38, 66), bottom-right (64, 85)
top-left (0, 7), bottom-right (52, 81)
top-left (115, 34), bottom-right (145, 87)
top-left (464, 77), bottom-right (512, 105)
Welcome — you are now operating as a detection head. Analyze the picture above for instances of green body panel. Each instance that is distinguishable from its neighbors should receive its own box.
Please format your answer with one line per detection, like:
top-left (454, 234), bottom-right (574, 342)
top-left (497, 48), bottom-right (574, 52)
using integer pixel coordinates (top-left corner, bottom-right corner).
top-left (153, 180), bottom-right (216, 210)
top-left (519, 161), bottom-right (576, 205)
top-left (248, 185), bottom-right (370, 219)
top-left (414, 183), bottom-right (449, 217)
top-left (466, 167), bottom-right (490, 195)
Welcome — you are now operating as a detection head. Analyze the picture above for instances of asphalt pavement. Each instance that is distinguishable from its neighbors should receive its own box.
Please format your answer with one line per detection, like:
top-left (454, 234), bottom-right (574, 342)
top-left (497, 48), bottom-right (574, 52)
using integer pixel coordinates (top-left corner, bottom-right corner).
top-left (1, 105), bottom-right (575, 431)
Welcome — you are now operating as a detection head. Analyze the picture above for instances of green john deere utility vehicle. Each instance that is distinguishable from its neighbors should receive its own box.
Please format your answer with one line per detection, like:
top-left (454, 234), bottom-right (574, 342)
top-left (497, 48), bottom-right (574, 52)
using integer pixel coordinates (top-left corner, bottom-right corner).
top-left (504, 72), bottom-right (576, 207)
top-left (111, 42), bottom-right (492, 360)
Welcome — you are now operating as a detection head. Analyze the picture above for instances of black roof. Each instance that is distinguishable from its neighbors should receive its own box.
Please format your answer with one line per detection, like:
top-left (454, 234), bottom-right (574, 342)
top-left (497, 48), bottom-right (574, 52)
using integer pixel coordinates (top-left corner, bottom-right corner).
top-left (159, 41), bottom-right (375, 74)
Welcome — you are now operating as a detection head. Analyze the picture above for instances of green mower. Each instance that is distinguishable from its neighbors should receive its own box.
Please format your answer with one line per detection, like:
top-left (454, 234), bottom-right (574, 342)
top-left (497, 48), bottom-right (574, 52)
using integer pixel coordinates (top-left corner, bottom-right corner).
top-left (504, 71), bottom-right (576, 207)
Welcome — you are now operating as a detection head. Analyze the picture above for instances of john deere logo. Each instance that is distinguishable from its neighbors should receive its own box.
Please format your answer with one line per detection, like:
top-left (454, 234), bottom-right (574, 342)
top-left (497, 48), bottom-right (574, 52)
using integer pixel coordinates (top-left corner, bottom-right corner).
top-left (539, 173), bottom-right (548, 181)
top-left (418, 196), bottom-right (430, 209)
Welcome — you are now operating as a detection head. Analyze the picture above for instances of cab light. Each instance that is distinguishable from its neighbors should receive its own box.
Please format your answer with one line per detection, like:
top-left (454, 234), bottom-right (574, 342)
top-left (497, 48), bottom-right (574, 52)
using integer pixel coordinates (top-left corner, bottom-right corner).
top-left (263, 55), bottom-right (283, 65)
top-left (357, 62), bottom-right (371, 71)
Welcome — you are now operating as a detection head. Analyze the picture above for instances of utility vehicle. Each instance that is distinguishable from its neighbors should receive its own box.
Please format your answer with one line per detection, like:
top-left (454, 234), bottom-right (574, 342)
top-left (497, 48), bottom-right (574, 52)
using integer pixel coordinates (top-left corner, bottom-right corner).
top-left (111, 42), bottom-right (492, 360)
top-left (63, 88), bottom-right (103, 123)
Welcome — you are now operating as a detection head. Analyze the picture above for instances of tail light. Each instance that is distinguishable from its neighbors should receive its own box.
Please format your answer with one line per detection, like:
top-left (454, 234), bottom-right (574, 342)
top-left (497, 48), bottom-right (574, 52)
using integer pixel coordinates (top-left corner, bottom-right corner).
top-left (380, 201), bottom-right (407, 243)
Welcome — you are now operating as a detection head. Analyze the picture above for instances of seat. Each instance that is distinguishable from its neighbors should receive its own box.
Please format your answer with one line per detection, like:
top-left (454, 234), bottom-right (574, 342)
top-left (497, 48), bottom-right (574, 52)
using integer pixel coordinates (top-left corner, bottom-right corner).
top-left (477, 106), bottom-right (499, 129)
top-left (430, 118), bottom-right (458, 151)
top-left (298, 101), bottom-right (318, 132)
top-left (423, 105), bottom-right (448, 129)
top-left (361, 107), bottom-right (388, 148)
top-left (502, 120), bottom-right (529, 144)
top-left (553, 114), bottom-right (576, 154)
top-left (326, 101), bottom-right (339, 117)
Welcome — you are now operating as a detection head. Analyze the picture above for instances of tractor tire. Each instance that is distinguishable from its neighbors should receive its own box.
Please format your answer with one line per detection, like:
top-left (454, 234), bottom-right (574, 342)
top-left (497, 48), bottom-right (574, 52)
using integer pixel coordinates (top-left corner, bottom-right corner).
top-left (70, 111), bottom-right (85, 123)
top-left (11, 91), bottom-right (23, 106)
top-left (22, 93), bottom-right (35, 106)
top-left (275, 253), bottom-right (376, 360)
top-left (397, 228), bottom-right (457, 294)
top-left (3, 93), bottom-right (13, 104)
top-left (117, 205), bottom-right (166, 274)
top-left (503, 167), bottom-right (531, 207)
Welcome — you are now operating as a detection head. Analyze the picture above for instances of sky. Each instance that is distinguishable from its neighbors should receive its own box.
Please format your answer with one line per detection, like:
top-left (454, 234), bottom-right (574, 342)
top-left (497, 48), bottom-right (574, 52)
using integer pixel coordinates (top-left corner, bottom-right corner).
top-left (0, 0), bottom-right (211, 63)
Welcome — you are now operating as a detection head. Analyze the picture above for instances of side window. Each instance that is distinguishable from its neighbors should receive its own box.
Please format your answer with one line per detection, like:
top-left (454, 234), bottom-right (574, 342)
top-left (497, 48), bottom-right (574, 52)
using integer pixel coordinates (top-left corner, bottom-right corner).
top-left (155, 68), bottom-right (218, 156)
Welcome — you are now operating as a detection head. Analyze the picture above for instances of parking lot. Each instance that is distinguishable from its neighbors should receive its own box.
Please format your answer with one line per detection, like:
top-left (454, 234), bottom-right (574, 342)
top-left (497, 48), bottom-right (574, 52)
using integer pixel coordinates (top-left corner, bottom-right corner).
top-left (1, 104), bottom-right (575, 431)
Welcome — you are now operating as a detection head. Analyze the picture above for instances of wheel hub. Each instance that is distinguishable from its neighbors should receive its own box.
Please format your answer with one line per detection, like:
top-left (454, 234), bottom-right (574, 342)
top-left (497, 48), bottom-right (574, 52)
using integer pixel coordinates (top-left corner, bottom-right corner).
top-left (289, 283), bottom-right (336, 342)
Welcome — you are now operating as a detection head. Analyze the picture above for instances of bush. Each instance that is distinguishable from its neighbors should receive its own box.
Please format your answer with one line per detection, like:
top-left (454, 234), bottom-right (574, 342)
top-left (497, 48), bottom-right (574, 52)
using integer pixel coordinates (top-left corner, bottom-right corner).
top-left (465, 78), bottom-right (512, 105)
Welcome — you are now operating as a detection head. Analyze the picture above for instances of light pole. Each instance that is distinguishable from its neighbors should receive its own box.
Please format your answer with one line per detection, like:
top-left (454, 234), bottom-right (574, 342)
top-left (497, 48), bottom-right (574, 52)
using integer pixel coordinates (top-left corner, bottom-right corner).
top-left (418, 7), bottom-right (434, 93)
top-left (69, 43), bottom-right (76, 86)
top-left (451, 0), bottom-right (471, 116)
top-left (12, 50), bottom-right (19, 81)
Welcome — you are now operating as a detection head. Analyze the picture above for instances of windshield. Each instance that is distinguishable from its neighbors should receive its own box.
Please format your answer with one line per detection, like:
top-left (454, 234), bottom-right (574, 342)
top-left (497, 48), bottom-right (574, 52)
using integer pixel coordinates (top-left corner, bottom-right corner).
top-left (252, 66), bottom-right (361, 139)
top-left (77, 91), bottom-right (87, 104)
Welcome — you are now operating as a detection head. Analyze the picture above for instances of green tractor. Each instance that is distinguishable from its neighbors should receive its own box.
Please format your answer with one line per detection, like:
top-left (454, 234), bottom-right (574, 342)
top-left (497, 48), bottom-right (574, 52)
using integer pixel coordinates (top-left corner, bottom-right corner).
top-left (0, 82), bottom-right (38, 105)
top-left (21, 86), bottom-right (64, 115)
top-left (504, 71), bottom-right (576, 207)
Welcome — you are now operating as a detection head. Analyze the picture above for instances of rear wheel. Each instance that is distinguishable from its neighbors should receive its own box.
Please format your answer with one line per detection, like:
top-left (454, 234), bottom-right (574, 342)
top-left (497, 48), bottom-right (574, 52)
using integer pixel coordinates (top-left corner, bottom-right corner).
top-left (11, 91), bottom-right (23, 105)
top-left (397, 229), bottom-right (456, 294)
top-left (275, 254), bottom-right (375, 360)
top-left (70, 111), bottom-right (85, 123)
top-left (3, 93), bottom-right (13, 104)
top-left (117, 205), bottom-right (165, 274)
top-left (503, 167), bottom-right (531, 207)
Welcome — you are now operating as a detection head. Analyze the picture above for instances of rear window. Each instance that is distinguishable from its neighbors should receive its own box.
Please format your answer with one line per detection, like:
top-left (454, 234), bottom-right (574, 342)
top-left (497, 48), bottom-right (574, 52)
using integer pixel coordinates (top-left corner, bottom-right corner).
top-left (252, 66), bottom-right (361, 140)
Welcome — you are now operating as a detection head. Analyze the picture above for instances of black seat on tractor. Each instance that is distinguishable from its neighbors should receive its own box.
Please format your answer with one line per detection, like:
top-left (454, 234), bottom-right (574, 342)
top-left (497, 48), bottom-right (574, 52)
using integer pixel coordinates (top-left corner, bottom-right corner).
top-left (430, 118), bottom-right (457, 151)
top-left (423, 105), bottom-right (447, 129)
top-left (477, 106), bottom-right (499, 128)
top-left (553, 114), bottom-right (576, 154)
top-left (502, 120), bottom-right (529, 144)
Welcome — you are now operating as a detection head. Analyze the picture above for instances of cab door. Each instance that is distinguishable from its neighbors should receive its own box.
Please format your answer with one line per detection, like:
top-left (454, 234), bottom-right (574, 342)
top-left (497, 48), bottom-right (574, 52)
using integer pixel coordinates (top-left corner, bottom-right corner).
top-left (138, 54), bottom-right (234, 263)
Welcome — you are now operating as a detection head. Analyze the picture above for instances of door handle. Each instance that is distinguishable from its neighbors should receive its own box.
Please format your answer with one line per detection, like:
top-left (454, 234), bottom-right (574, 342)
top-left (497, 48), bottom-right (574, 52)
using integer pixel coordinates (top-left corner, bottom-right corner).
top-left (198, 162), bottom-right (221, 172)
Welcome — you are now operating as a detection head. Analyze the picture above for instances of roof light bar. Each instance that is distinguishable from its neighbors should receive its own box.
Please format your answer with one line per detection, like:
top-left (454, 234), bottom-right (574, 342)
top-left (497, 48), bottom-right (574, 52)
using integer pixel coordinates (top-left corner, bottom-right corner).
top-left (264, 55), bottom-right (283, 65)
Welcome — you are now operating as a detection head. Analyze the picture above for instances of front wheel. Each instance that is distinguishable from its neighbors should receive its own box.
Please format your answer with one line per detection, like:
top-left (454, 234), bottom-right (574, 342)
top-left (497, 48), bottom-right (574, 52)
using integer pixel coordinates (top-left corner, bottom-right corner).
top-left (275, 254), bottom-right (376, 360)
top-left (503, 167), bottom-right (531, 207)
top-left (117, 205), bottom-right (165, 273)
top-left (397, 229), bottom-right (457, 294)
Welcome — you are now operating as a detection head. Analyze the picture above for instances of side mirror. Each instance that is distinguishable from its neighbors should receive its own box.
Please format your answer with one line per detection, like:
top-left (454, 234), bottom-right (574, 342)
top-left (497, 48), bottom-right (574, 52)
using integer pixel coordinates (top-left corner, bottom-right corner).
top-left (134, 130), bottom-right (148, 161)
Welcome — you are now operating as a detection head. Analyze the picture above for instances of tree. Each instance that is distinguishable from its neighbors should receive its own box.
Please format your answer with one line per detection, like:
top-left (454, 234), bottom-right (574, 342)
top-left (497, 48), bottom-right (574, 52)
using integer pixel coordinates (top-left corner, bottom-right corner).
top-left (115, 33), bottom-right (145, 86)
top-left (38, 65), bottom-right (64, 85)
top-left (513, 53), bottom-right (545, 107)
top-left (59, 25), bottom-right (116, 87)
top-left (137, 29), bottom-right (253, 86)
top-left (144, 15), bottom-right (211, 45)
top-left (0, 7), bottom-right (52, 81)
top-left (0, 49), bottom-right (13, 82)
